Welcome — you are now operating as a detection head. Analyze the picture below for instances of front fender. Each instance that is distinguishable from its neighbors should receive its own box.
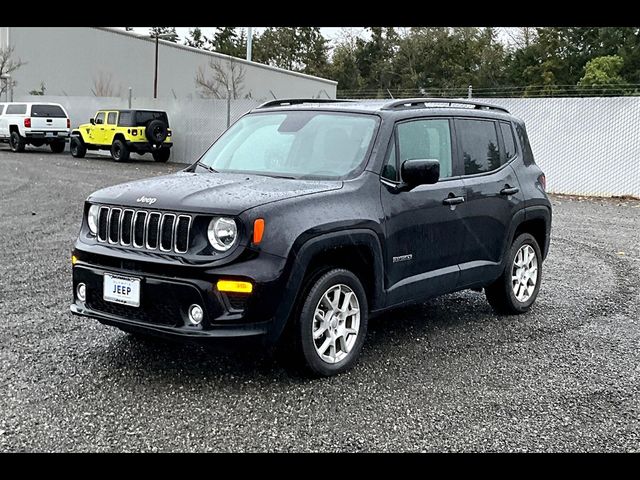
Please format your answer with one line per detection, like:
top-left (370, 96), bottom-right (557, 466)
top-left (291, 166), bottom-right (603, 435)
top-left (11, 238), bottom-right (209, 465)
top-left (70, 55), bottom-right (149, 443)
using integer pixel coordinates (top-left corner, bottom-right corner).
top-left (267, 228), bottom-right (385, 343)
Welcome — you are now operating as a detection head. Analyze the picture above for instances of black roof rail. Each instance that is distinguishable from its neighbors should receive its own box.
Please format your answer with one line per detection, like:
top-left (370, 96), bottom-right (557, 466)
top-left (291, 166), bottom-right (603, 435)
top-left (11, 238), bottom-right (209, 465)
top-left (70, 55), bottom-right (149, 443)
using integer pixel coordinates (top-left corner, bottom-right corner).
top-left (256, 98), bottom-right (353, 109)
top-left (381, 98), bottom-right (509, 114)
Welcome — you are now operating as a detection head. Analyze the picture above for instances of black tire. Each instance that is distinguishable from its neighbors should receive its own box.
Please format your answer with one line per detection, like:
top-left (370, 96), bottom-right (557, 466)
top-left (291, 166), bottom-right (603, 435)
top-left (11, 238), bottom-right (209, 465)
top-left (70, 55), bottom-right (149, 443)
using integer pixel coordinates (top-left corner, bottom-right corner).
top-left (50, 140), bottom-right (65, 153)
top-left (293, 268), bottom-right (368, 377)
top-left (110, 138), bottom-right (130, 162)
top-left (70, 137), bottom-right (86, 158)
top-left (145, 119), bottom-right (168, 144)
top-left (9, 131), bottom-right (25, 152)
top-left (152, 148), bottom-right (171, 162)
top-left (485, 233), bottom-right (543, 315)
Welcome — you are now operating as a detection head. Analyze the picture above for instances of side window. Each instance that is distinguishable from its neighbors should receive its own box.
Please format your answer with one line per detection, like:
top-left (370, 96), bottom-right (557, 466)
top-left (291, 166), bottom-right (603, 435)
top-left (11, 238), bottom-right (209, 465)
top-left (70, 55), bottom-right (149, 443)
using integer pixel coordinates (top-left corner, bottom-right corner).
top-left (457, 119), bottom-right (501, 175)
top-left (107, 112), bottom-right (117, 125)
top-left (500, 122), bottom-right (516, 160)
top-left (397, 119), bottom-right (453, 179)
top-left (95, 112), bottom-right (105, 125)
top-left (6, 104), bottom-right (27, 115)
top-left (381, 135), bottom-right (398, 181)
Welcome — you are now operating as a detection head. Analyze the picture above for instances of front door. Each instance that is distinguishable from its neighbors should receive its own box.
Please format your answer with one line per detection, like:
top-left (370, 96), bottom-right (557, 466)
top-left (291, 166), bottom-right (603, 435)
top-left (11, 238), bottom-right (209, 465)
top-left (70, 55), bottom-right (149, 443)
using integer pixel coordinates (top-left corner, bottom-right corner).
top-left (380, 117), bottom-right (466, 307)
top-left (92, 111), bottom-right (106, 145)
top-left (454, 118), bottom-right (524, 287)
top-left (104, 111), bottom-right (118, 145)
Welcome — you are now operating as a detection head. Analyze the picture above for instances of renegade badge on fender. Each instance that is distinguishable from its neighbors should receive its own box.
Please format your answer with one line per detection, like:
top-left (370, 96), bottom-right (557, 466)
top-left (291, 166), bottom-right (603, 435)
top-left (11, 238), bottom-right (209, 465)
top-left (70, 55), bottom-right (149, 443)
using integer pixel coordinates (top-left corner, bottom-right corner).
top-left (70, 98), bottom-right (552, 376)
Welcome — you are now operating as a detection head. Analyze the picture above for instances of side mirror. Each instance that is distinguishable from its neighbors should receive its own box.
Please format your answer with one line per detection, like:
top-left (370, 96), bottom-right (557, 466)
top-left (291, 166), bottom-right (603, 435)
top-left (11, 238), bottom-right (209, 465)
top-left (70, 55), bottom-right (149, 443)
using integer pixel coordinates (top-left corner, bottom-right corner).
top-left (400, 159), bottom-right (440, 190)
top-left (90, 118), bottom-right (95, 125)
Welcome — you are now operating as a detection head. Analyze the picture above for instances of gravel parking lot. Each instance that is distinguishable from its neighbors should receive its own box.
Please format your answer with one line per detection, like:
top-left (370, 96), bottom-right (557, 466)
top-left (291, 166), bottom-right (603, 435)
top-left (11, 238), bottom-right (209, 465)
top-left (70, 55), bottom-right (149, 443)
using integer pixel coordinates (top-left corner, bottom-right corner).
top-left (0, 146), bottom-right (639, 452)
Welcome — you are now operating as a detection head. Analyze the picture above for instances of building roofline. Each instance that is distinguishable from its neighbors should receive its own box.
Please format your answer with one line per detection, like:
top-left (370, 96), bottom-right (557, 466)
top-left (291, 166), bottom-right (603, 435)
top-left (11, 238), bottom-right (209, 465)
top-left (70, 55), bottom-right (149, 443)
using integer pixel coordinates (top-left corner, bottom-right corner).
top-left (95, 27), bottom-right (338, 87)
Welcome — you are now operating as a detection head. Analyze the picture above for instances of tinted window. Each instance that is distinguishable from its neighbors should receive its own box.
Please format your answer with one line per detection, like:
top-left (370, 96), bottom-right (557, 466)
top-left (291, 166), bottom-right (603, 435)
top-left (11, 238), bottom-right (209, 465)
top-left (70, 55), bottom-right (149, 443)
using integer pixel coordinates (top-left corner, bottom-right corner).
top-left (31, 104), bottom-right (66, 117)
top-left (95, 112), bottom-right (105, 125)
top-left (457, 119), bottom-right (501, 175)
top-left (107, 112), bottom-right (117, 125)
top-left (118, 111), bottom-right (132, 126)
top-left (135, 111), bottom-right (169, 126)
top-left (397, 119), bottom-right (453, 179)
top-left (199, 111), bottom-right (378, 179)
top-left (381, 135), bottom-right (398, 181)
top-left (6, 104), bottom-right (27, 115)
top-left (500, 122), bottom-right (516, 160)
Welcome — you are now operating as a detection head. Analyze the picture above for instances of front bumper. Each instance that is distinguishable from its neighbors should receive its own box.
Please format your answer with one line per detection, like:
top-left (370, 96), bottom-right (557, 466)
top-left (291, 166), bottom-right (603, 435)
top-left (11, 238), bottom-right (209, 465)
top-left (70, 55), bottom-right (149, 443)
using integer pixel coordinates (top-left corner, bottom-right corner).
top-left (70, 248), bottom-right (290, 342)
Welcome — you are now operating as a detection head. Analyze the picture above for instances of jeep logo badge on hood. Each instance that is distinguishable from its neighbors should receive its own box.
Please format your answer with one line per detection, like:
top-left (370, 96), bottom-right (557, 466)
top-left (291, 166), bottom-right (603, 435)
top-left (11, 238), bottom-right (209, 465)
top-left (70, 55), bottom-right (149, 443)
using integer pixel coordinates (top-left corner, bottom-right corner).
top-left (136, 196), bottom-right (157, 205)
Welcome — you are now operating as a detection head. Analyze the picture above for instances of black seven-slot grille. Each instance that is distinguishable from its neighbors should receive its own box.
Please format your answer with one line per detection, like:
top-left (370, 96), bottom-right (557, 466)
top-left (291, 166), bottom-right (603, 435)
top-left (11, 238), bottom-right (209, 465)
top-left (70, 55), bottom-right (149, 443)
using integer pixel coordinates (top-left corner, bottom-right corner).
top-left (97, 206), bottom-right (191, 253)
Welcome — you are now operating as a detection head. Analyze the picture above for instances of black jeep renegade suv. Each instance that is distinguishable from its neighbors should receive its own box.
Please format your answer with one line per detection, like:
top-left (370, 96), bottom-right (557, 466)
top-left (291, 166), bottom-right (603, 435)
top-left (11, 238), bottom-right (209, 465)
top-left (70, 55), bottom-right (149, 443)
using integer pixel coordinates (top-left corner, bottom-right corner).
top-left (70, 98), bottom-right (551, 376)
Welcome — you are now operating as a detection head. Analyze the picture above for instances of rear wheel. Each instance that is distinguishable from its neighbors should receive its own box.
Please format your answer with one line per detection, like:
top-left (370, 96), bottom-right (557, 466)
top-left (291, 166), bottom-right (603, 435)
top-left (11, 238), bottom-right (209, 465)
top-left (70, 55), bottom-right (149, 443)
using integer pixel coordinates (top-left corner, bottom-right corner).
top-left (9, 131), bottom-right (25, 152)
top-left (50, 140), bottom-right (65, 153)
top-left (293, 268), bottom-right (368, 376)
top-left (110, 138), bottom-right (130, 162)
top-left (70, 137), bottom-right (86, 158)
top-left (485, 233), bottom-right (542, 314)
top-left (152, 148), bottom-right (171, 162)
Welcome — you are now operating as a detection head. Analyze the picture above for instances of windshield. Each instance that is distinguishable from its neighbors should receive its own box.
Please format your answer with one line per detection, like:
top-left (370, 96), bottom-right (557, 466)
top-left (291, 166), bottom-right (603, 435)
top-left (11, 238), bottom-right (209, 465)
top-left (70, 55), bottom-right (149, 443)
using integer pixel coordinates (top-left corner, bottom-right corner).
top-left (197, 111), bottom-right (379, 179)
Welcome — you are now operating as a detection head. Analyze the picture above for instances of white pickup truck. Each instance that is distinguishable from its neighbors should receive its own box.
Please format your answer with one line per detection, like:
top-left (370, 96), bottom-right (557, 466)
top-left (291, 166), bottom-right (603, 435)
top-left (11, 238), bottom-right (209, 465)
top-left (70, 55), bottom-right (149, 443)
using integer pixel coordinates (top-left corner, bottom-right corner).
top-left (0, 102), bottom-right (70, 153)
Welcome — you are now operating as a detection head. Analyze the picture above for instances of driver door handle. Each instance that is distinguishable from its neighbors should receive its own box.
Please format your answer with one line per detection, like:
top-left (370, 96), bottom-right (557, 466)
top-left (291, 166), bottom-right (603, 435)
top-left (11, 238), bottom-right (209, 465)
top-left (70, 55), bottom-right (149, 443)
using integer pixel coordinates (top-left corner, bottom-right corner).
top-left (443, 195), bottom-right (465, 206)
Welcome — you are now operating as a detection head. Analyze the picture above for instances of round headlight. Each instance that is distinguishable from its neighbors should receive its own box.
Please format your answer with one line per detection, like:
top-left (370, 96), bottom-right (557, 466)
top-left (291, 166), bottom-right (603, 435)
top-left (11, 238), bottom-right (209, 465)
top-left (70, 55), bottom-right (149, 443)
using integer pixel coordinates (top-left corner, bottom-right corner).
top-left (207, 217), bottom-right (238, 252)
top-left (87, 204), bottom-right (100, 235)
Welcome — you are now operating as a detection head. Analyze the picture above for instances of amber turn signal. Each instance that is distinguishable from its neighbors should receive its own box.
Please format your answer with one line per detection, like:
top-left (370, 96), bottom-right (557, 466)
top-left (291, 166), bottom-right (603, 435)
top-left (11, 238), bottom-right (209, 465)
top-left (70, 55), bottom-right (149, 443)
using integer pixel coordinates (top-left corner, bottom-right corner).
top-left (217, 280), bottom-right (253, 294)
top-left (253, 218), bottom-right (265, 244)
top-left (72, 255), bottom-right (78, 265)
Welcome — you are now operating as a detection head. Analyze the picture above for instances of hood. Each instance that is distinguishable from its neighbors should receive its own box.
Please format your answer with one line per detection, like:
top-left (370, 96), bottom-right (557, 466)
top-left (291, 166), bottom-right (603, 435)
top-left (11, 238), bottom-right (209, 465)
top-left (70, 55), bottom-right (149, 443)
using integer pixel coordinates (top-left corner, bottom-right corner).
top-left (88, 171), bottom-right (343, 215)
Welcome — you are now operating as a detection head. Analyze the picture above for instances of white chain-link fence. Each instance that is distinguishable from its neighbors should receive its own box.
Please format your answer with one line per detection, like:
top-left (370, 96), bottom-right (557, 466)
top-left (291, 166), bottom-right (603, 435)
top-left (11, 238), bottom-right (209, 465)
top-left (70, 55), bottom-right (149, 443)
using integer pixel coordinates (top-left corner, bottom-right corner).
top-left (14, 95), bottom-right (640, 198)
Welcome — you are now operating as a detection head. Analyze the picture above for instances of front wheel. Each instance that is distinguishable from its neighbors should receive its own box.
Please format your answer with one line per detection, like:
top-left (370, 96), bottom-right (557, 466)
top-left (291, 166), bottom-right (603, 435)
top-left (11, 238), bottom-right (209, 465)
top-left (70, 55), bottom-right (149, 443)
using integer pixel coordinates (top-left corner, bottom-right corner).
top-left (110, 139), bottom-right (130, 162)
top-left (485, 233), bottom-right (543, 314)
top-left (152, 148), bottom-right (171, 162)
top-left (50, 140), bottom-right (65, 153)
top-left (294, 269), bottom-right (368, 376)
top-left (70, 137), bottom-right (86, 158)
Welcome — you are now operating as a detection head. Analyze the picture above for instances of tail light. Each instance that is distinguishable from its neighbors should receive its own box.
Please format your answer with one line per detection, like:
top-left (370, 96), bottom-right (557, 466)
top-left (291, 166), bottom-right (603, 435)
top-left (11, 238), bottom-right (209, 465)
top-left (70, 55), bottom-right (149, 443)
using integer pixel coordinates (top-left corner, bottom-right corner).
top-left (167, 129), bottom-right (172, 137)
top-left (24, 118), bottom-right (31, 128)
top-left (538, 173), bottom-right (547, 191)
top-left (132, 130), bottom-right (137, 136)
top-left (67, 118), bottom-right (71, 129)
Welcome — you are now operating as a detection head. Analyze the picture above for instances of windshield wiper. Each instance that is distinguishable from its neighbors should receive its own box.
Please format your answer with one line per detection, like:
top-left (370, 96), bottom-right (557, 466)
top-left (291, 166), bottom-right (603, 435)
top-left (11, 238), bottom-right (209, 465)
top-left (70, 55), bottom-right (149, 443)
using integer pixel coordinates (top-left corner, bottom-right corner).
top-left (196, 161), bottom-right (218, 173)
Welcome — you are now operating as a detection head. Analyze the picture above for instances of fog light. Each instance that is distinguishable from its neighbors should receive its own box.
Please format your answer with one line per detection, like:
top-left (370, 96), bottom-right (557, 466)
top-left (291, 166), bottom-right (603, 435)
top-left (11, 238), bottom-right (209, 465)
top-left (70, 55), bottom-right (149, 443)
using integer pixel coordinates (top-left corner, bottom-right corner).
top-left (188, 304), bottom-right (204, 325)
top-left (77, 283), bottom-right (86, 302)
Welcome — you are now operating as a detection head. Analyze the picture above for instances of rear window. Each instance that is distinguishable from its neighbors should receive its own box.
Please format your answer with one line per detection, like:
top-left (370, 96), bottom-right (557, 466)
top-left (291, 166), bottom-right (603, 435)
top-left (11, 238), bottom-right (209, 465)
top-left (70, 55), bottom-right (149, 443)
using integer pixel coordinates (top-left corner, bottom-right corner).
top-left (31, 104), bottom-right (66, 117)
top-left (135, 111), bottom-right (168, 127)
top-left (6, 104), bottom-right (27, 115)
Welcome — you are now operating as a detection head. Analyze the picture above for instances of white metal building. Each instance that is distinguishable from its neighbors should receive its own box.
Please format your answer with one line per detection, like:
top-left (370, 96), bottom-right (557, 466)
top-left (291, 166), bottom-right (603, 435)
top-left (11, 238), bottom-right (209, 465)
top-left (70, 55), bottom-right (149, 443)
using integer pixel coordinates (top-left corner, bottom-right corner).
top-left (0, 27), bottom-right (337, 100)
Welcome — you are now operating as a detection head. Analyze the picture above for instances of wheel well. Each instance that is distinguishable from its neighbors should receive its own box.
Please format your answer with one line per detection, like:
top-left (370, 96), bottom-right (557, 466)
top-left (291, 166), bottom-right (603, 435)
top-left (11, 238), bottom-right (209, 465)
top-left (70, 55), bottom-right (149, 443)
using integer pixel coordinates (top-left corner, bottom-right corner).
top-left (113, 133), bottom-right (126, 143)
top-left (514, 218), bottom-right (547, 257)
top-left (9, 125), bottom-right (19, 134)
top-left (302, 245), bottom-right (375, 309)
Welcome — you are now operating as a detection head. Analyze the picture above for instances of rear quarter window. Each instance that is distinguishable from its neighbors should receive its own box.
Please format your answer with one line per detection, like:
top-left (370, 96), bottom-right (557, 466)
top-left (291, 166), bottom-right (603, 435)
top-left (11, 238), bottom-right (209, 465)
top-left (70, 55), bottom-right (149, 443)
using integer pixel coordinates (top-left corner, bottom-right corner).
top-left (31, 104), bottom-right (66, 117)
top-left (135, 111), bottom-right (169, 127)
top-left (6, 104), bottom-right (27, 115)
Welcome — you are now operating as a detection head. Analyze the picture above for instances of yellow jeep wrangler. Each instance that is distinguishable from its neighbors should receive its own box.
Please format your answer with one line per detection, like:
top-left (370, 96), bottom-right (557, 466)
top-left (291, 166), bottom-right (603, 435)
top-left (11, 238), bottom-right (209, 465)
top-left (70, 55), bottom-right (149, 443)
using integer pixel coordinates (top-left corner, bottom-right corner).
top-left (70, 109), bottom-right (173, 162)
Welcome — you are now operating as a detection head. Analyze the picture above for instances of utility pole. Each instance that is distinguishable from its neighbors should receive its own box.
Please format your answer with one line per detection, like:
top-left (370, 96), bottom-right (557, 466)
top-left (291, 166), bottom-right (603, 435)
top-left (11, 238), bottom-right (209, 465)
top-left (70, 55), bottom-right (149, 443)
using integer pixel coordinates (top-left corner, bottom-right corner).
top-left (246, 27), bottom-right (253, 62)
top-left (154, 35), bottom-right (159, 98)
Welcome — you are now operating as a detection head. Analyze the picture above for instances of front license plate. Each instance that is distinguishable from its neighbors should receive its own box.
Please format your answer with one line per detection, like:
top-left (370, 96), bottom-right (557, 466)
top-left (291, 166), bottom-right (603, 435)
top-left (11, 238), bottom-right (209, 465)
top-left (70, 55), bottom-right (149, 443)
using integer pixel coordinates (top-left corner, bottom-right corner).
top-left (103, 274), bottom-right (141, 307)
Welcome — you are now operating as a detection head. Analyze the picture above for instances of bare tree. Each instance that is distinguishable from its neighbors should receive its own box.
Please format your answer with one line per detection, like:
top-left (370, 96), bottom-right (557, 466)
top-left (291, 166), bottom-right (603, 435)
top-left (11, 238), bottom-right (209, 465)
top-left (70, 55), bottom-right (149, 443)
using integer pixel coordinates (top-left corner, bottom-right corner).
top-left (195, 57), bottom-right (247, 99)
top-left (91, 71), bottom-right (120, 97)
top-left (0, 46), bottom-right (26, 96)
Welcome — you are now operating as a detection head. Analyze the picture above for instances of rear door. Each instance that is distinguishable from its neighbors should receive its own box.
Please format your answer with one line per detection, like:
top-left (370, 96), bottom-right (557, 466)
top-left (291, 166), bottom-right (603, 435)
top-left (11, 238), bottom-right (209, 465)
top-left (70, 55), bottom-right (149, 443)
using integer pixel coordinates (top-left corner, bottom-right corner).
top-left (30, 104), bottom-right (68, 133)
top-left (455, 117), bottom-right (524, 287)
